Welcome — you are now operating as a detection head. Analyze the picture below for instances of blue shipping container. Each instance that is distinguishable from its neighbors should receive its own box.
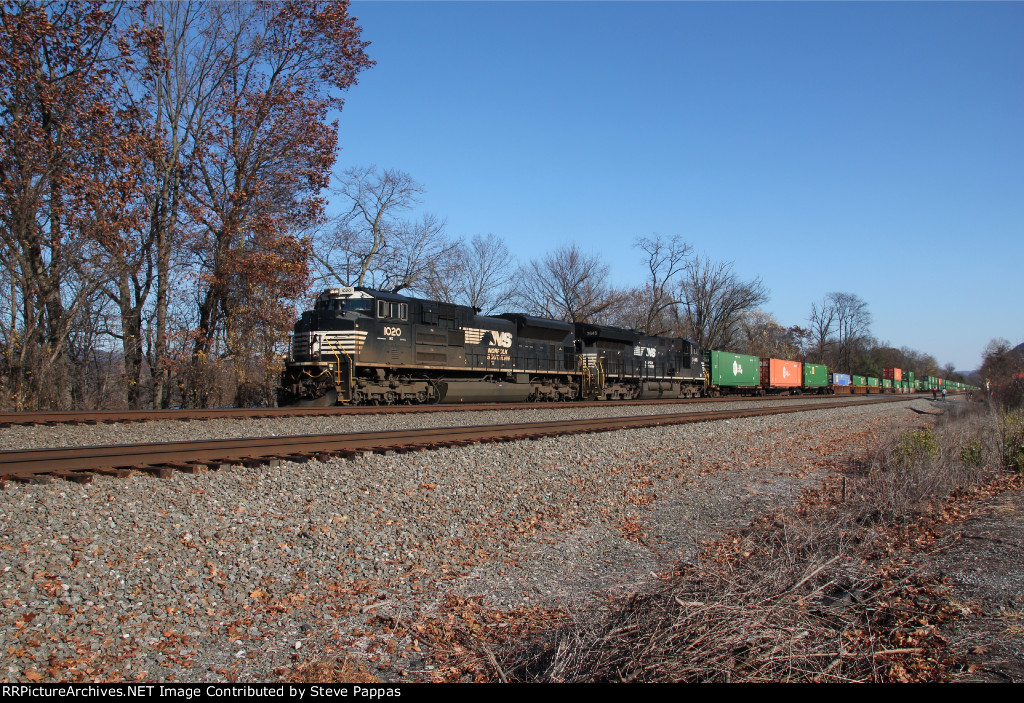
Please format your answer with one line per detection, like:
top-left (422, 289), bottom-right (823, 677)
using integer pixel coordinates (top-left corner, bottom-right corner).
top-left (831, 373), bottom-right (852, 386)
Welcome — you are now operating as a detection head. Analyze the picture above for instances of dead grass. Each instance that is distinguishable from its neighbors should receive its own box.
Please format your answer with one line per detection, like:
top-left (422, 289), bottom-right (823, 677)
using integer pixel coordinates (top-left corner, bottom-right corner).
top-left (488, 401), bottom-right (1010, 683)
top-left (845, 403), bottom-right (1002, 525)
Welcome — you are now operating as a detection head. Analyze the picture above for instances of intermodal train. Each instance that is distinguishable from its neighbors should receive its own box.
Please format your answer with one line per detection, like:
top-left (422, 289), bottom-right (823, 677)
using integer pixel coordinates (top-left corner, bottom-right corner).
top-left (277, 287), bottom-right (973, 406)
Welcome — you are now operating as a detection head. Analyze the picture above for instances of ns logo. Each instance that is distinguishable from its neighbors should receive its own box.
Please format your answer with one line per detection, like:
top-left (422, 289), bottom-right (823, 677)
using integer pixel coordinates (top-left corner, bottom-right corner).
top-left (464, 327), bottom-right (514, 349)
top-left (487, 331), bottom-right (513, 348)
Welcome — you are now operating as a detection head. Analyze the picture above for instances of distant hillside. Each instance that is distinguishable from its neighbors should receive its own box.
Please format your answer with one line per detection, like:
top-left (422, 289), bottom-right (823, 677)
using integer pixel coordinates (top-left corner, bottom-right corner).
top-left (963, 342), bottom-right (1024, 380)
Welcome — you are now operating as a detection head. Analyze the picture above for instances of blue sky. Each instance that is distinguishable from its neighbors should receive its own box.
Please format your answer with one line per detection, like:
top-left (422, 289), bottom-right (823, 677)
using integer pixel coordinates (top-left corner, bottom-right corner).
top-left (332, 1), bottom-right (1023, 371)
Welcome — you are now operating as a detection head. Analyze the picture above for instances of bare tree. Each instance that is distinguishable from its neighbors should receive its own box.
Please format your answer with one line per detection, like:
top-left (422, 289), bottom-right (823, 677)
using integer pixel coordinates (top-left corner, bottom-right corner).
top-left (675, 254), bottom-right (768, 352)
top-left (326, 166), bottom-right (423, 286)
top-left (828, 292), bottom-right (871, 372)
top-left (807, 297), bottom-right (837, 363)
top-left (632, 234), bottom-right (691, 335)
top-left (376, 213), bottom-right (456, 293)
top-left (316, 166), bottom-right (455, 293)
top-left (516, 244), bottom-right (612, 323)
top-left (425, 233), bottom-right (514, 314)
top-left (603, 286), bottom-right (655, 334)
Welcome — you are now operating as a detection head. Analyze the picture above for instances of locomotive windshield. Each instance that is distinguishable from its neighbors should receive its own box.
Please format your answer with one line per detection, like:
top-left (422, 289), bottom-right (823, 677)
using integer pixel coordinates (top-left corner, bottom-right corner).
top-left (316, 288), bottom-right (375, 316)
top-left (317, 298), bottom-right (373, 313)
top-left (339, 299), bottom-right (373, 312)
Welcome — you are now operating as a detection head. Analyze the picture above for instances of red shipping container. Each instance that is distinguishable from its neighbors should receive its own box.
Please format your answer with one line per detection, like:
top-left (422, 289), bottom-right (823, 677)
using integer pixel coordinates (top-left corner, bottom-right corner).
top-left (883, 367), bottom-right (903, 381)
top-left (760, 358), bottom-right (802, 387)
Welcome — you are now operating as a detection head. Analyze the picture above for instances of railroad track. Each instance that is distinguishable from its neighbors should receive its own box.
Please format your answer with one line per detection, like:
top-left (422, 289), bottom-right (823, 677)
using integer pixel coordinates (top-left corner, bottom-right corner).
top-left (0, 392), bottom-right (921, 427)
top-left (0, 396), bottom-right (915, 485)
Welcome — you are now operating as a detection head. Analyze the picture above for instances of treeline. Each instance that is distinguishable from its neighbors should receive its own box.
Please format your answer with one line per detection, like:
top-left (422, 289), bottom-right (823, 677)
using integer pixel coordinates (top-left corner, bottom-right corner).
top-left (308, 168), bottom-right (955, 386)
top-left (979, 339), bottom-right (1024, 409)
top-left (0, 2), bottom-right (965, 411)
top-left (0, 0), bottom-right (373, 410)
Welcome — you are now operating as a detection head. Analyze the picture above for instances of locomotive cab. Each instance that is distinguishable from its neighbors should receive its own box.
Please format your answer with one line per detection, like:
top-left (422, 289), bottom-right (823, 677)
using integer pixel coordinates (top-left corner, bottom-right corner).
top-left (292, 287), bottom-right (375, 361)
top-left (314, 287), bottom-right (376, 319)
top-left (279, 287), bottom-right (378, 406)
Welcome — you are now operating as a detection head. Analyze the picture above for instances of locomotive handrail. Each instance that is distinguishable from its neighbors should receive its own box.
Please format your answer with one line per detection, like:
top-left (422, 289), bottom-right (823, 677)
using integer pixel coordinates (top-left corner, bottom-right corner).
top-left (577, 354), bottom-right (605, 398)
top-left (319, 336), bottom-right (353, 403)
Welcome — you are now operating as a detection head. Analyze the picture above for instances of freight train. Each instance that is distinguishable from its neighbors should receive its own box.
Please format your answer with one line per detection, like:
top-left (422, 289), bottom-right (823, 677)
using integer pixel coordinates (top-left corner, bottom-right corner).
top-left (277, 287), bottom-right (974, 406)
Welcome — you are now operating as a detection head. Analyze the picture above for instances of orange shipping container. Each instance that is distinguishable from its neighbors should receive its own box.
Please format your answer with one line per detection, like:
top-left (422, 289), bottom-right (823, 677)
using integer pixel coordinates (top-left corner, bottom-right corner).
top-left (760, 358), bottom-right (802, 388)
top-left (883, 367), bottom-right (903, 381)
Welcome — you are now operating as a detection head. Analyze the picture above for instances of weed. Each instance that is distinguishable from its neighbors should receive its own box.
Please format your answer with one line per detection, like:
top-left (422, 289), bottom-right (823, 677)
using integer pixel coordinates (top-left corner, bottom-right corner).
top-left (999, 411), bottom-right (1024, 472)
top-left (960, 439), bottom-right (985, 468)
top-left (894, 428), bottom-right (939, 465)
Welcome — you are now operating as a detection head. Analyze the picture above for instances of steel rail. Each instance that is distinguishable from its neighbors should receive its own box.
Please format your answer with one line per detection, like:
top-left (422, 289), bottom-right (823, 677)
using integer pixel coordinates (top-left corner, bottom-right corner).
top-left (0, 392), bottom-right (922, 427)
top-left (0, 396), bottom-right (913, 481)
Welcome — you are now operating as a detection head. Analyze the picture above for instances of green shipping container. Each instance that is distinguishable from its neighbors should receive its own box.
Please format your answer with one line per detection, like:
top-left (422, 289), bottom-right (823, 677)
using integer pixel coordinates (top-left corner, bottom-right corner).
top-left (706, 350), bottom-right (761, 387)
top-left (852, 375), bottom-right (867, 386)
top-left (882, 379), bottom-right (892, 388)
top-left (803, 363), bottom-right (828, 388)
top-left (867, 377), bottom-right (880, 387)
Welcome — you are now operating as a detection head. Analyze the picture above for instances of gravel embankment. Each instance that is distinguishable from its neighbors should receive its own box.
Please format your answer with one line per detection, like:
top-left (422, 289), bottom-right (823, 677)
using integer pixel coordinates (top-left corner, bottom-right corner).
top-left (0, 395), bottom-right (892, 451)
top-left (0, 397), bottom-right (932, 683)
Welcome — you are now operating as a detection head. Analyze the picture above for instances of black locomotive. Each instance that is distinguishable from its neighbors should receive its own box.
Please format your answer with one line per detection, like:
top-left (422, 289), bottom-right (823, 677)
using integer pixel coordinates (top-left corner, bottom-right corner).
top-left (277, 287), bottom-right (706, 406)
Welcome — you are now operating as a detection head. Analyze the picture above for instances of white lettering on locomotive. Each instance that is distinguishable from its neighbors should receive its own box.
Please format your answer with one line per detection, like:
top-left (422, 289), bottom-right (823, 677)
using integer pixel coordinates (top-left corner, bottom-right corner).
top-left (634, 346), bottom-right (657, 358)
top-left (383, 326), bottom-right (404, 337)
top-left (463, 327), bottom-right (512, 348)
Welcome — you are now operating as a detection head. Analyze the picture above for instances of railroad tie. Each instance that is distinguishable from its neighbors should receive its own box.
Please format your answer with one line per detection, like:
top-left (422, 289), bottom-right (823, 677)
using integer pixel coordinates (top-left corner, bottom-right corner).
top-left (159, 462), bottom-right (208, 474)
top-left (92, 467), bottom-right (135, 478)
top-left (7, 474), bottom-right (54, 484)
top-left (130, 465), bottom-right (175, 479)
top-left (51, 471), bottom-right (94, 484)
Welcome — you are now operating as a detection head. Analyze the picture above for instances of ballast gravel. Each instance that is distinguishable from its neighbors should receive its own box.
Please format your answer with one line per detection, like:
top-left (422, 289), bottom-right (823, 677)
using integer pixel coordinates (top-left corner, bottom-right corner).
top-left (0, 398), bottom-right (933, 683)
top-left (1, 395), bottom-right (887, 451)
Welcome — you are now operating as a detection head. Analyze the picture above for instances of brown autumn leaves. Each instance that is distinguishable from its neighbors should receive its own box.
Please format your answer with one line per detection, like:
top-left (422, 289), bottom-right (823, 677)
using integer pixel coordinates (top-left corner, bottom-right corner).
top-left (0, 1), bottom-right (373, 410)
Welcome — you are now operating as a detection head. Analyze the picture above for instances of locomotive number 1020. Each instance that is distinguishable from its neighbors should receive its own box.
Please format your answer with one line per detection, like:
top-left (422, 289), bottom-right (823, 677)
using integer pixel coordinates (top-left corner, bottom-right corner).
top-left (383, 326), bottom-right (404, 337)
